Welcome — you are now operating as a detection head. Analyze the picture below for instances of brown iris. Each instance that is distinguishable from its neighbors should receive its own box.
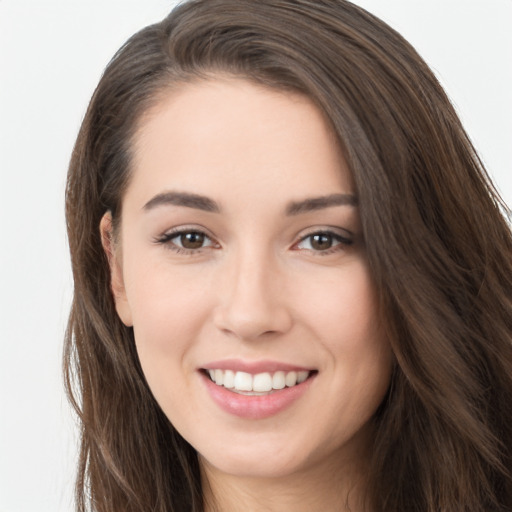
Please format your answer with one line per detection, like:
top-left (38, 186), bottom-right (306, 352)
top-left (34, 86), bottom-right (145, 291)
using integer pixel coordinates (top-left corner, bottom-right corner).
top-left (310, 233), bottom-right (335, 251)
top-left (180, 232), bottom-right (206, 249)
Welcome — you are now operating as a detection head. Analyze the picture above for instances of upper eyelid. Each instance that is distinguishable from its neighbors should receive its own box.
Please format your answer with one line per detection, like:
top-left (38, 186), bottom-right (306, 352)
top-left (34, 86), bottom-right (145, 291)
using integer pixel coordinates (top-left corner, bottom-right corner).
top-left (157, 224), bottom-right (216, 240)
top-left (295, 226), bottom-right (354, 240)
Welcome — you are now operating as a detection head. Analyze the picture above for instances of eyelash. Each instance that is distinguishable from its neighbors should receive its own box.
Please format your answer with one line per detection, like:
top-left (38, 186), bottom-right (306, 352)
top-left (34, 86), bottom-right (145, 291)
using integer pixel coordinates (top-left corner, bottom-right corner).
top-left (154, 227), bottom-right (218, 255)
top-left (294, 230), bottom-right (353, 255)
top-left (154, 228), bottom-right (353, 256)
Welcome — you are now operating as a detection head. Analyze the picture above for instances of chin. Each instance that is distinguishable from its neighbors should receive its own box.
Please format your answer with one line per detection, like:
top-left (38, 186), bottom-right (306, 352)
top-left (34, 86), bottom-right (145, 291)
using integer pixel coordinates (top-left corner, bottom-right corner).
top-left (196, 427), bottom-right (348, 482)
top-left (201, 449), bottom-right (308, 480)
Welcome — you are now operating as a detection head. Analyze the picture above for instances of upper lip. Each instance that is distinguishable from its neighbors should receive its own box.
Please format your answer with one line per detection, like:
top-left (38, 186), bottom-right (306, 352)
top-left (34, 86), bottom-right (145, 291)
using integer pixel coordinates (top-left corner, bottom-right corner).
top-left (201, 358), bottom-right (315, 374)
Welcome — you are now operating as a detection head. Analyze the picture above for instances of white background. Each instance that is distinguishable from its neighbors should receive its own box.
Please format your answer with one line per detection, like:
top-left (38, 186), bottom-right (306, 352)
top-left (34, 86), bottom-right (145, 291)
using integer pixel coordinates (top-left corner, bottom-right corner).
top-left (0, 1), bottom-right (510, 511)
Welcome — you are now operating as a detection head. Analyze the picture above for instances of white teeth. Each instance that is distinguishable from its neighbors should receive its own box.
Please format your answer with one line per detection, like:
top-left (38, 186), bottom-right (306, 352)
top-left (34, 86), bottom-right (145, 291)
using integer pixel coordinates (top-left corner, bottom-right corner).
top-left (297, 371), bottom-right (309, 384)
top-left (253, 372), bottom-right (273, 392)
top-left (272, 371), bottom-right (286, 390)
top-left (285, 371), bottom-right (297, 387)
top-left (207, 369), bottom-right (311, 392)
top-left (214, 369), bottom-right (224, 386)
top-left (223, 369), bottom-right (235, 389)
top-left (234, 371), bottom-right (253, 391)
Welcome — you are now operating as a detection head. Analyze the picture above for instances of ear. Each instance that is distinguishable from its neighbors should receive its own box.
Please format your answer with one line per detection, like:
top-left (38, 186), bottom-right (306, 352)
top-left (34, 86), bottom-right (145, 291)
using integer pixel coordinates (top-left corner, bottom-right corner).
top-left (99, 212), bottom-right (133, 327)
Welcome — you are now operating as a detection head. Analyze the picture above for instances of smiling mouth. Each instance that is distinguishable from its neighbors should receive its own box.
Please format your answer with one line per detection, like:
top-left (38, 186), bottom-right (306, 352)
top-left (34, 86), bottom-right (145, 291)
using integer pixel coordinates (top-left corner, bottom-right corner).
top-left (202, 369), bottom-right (315, 395)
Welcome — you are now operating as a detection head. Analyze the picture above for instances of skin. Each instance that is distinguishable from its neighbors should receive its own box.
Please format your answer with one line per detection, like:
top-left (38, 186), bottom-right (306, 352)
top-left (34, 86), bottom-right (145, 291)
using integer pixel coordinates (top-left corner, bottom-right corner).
top-left (102, 77), bottom-right (393, 511)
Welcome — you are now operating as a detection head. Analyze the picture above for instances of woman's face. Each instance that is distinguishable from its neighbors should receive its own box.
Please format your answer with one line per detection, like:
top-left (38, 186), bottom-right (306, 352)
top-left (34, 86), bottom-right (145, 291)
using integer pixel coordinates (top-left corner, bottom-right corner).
top-left (106, 78), bottom-right (392, 480)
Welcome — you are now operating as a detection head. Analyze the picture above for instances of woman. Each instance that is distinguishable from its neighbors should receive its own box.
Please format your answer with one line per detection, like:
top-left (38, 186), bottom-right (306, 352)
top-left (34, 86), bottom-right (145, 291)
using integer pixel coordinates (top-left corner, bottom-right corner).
top-left (64, 0), bottom-right (512, 510)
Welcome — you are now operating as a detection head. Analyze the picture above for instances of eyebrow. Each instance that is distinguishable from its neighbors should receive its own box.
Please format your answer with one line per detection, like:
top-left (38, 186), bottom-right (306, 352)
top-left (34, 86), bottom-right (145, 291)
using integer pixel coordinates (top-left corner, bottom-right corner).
top-left (285, 193), bottom-right (358, 215)
top-left (143, 191), bottom-right (220, 213)
top-left (142, 190), bottom-right (357, 215)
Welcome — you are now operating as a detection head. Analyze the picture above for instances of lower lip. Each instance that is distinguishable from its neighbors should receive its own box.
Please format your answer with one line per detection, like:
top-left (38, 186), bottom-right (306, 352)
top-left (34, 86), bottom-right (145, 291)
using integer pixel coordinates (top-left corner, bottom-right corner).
top-left (201, 372), bottom-right (315, 419)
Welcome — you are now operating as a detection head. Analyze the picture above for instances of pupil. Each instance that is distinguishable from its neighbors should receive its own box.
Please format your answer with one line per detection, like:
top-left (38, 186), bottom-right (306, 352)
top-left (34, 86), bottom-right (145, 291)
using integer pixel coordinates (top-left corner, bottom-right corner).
top-left (311, 234), bottom-right (332, 250)
top-left (181, 232), bottom-right (205, 249)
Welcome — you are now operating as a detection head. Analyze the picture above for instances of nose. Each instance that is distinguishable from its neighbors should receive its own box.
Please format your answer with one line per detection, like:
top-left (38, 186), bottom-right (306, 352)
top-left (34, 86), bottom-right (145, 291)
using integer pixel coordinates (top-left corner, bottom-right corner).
top-left (213, 249), bottom-right (293, 341)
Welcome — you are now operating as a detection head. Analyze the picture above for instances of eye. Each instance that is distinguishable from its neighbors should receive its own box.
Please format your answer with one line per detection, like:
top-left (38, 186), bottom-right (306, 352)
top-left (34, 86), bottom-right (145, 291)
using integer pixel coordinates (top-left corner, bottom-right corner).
top-left (155, 228), bottom-right (218, 253)
top-left (294, 230), bottom-right (353, 253)
top-left (174, 231), bottom-right (210, 249)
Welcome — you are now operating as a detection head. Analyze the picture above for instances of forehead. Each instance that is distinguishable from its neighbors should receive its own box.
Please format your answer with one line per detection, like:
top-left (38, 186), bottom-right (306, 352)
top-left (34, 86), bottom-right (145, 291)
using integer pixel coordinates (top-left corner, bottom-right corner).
top-left (127, 77), bottom-right (353, 207)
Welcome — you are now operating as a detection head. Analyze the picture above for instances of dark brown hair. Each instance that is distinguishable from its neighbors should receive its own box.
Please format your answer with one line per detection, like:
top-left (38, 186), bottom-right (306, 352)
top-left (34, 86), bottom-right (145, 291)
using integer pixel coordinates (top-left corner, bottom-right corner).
top-left (64, 1), bottom-right (512, 510)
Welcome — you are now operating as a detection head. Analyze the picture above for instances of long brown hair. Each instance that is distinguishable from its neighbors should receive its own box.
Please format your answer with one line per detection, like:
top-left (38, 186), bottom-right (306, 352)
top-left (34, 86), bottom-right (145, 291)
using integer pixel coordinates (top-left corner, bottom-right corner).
top-left (64, 1), bottom-right (512, 510)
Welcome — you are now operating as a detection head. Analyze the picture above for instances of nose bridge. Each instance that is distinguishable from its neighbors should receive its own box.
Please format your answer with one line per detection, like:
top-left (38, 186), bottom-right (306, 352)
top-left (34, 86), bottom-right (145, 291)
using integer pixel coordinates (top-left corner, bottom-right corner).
top-left (233, 245), bottom-right (274, 308)
top-left (214, 243), bottom-right (291, 339)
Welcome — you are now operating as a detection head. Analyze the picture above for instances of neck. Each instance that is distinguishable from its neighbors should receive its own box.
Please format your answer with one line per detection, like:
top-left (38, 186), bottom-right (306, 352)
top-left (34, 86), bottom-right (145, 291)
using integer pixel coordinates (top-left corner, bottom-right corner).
top-left (200, 446), bottom-right (370, 512)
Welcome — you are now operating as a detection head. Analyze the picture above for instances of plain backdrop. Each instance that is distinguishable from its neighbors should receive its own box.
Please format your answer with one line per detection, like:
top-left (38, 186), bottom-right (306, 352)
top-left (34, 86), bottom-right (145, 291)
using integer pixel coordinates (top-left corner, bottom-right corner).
top-left (0, 1), bottom-right (510, 511)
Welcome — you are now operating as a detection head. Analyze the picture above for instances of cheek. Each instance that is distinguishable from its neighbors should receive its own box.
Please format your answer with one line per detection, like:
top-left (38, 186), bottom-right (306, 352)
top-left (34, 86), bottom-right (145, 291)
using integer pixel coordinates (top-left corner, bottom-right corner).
top-left (297, 260), bottom-right (392, 407)
top-left (126, 257), bottom-right (211, 339)
top-left (124, 263), bottom-right (213, 390)
top-left (328, 267), bottom-right (391, 384)
top-left (296, 259), bottom-right (383, 349)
